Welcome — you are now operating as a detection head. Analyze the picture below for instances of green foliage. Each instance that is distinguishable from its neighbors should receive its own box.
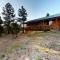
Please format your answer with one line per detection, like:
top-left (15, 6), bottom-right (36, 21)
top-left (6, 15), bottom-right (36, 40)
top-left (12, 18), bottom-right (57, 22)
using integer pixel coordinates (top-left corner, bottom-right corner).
top-left (2, 3), bottom-right (15, 19)
top-left (46, 13), bottom-right (49, 17)
top-left (18, 6), bottom-right (27, 33)
top-left (1, 3), bottom-right (28, 35)
top-left (2, 3), bottom-right (15, 34)
top-left (0, 17), bottom-right (3, 24)
top-left (0, 17), bottom-right (4, 36)
top-left (18, 6), bottom-right (27, 19)
top-left (11, 23), bottom-right (20, 35)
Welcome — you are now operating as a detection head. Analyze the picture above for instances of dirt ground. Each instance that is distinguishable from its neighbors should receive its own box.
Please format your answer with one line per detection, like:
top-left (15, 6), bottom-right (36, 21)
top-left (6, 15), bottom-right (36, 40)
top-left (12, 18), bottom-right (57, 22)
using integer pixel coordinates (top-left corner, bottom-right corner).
top-left (0, 31), bottom-right (60, 60)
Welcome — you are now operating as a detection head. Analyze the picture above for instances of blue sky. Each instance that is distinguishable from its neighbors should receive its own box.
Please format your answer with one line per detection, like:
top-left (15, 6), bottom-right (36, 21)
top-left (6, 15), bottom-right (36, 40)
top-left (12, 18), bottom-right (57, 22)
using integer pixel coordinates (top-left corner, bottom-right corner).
top-left (0, 0), bottom-right (60, 20)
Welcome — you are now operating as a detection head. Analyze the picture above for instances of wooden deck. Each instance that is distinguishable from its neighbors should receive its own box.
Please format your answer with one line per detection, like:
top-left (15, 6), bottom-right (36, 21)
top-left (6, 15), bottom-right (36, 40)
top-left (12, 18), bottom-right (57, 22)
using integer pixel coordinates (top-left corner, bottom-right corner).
top-left (25, 25), bottom-right (50, 31)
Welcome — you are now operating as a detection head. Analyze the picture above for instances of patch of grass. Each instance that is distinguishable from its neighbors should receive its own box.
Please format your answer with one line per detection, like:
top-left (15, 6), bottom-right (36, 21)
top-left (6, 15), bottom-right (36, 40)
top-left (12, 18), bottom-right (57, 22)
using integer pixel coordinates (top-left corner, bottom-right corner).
top-left (35, 56), bottom-right (42, 60)
top-left (6, 43), bottom-right (21, 53)
top-left (6, 43), bottom-right (27, 53)
top-left (26, 31), bottom-right (60, 37)
top-left (13, 59), bottom-right (16, 60)
top-left (10, 43), bottom-right (27, 50)
top-left (0, 54), bottom-right (5, 59)
top-left (9, 43), bottom-right (20, 50)
top-left (26, 31), bottom-right (46, 37)
top-left (11, 43), bottom-right (20, 49)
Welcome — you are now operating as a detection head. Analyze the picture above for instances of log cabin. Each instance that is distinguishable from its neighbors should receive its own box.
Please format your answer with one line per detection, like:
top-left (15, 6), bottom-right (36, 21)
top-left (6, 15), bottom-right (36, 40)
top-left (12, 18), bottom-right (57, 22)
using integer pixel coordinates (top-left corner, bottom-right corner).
top-left (24, 14), bottom-right (60, 31)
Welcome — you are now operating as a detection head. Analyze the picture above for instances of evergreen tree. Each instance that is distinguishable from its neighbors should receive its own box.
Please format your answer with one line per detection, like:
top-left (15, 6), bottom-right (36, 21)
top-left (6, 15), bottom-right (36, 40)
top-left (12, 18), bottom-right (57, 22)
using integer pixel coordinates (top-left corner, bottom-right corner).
top-left (0, 16), bottom-right (4, 36)
top-left (2, 3), bottom-right (15, 34)
top-left (46, 13), bottom-right (49, 17)
top-left (18, 6), bottom-right (27, 33)
top-left (11, 23), bottom-right (20, 36)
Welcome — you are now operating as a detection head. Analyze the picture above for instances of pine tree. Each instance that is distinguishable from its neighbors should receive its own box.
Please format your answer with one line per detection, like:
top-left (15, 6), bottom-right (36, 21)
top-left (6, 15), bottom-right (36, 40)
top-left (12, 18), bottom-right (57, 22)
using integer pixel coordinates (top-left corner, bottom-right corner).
top-left (18, 6), bottom-right (27, 33)
top-left (11, 23), bottom-right (20, 36)
top-left (2, 3), bottom-right (15, 34)
top-left (0, 16), bottom-right (4, 36)
top-left (46, 13), bottom-right (49, 17)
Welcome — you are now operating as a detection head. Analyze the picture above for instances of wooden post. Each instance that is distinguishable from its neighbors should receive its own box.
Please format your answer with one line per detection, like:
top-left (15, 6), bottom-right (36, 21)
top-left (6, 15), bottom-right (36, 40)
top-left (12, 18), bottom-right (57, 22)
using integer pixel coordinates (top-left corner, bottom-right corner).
top-left (43, 20), bottom-right (44, 31)
top-left (56, 18), bottom-right (58, 30)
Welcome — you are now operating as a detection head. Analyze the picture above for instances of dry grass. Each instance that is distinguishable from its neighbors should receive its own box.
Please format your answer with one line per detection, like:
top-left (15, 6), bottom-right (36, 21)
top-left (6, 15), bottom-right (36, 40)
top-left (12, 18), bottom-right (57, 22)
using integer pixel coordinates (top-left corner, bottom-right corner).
top-left (0, 31), bottom-right (60, 60)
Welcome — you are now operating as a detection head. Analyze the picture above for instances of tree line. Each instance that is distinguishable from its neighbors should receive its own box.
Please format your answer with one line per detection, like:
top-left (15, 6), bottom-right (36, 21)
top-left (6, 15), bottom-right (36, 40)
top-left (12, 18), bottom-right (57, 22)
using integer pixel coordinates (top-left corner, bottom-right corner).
top-left (0, 3), bottom-right (27, 36)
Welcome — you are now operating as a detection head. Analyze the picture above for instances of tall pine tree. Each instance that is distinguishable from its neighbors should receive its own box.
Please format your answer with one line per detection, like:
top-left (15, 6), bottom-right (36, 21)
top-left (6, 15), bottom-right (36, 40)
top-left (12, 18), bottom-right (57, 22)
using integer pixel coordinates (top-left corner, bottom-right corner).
top-left (2, 3), bottom-right (15, 34)
top-left (0, 16), bottom-right (4, 36)
top-left (18, 6), bottom-right (27, 33)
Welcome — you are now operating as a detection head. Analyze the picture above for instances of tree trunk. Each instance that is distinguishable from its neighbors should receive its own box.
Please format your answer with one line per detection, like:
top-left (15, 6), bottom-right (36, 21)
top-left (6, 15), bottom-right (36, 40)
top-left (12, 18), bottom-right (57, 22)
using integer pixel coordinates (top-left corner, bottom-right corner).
top-left (22, 21), bottom-right (24, 33)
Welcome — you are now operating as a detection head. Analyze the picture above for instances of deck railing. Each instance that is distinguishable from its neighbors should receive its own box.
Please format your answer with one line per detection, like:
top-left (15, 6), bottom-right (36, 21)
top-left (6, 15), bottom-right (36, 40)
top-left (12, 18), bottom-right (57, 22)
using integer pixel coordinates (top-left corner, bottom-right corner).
top-left (25, 25), bottom-right (50, 31)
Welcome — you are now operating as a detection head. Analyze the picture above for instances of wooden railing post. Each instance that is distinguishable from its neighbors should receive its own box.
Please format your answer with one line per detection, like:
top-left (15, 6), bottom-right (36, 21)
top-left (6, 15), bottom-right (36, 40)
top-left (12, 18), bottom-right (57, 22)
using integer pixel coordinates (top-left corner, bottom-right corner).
top-left (43, 20), bottom-right (44, 31)
top-left (56, 18), bottom-right (58, 30)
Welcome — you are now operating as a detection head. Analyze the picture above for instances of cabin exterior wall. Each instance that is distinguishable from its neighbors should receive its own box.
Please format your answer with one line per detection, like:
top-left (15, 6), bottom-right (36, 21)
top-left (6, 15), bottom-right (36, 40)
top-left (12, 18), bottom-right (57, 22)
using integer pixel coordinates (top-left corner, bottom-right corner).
top-left (50, 18), bottom-right (60, 31)
top-left (25, 17), bottom-right (60, 31)
top-left (25, 20), bottom-right (50, 31)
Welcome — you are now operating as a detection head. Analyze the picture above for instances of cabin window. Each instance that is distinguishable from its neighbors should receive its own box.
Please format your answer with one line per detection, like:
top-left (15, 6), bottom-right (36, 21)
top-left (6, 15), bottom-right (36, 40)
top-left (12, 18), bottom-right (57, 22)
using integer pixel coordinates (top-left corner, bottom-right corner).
top-left (49, 21), bottom-right (53, 26)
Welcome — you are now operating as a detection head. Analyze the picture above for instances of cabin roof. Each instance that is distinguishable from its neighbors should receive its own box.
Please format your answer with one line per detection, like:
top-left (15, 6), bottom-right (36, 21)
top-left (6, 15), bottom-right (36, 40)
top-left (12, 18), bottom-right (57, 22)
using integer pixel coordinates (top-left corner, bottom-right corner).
top-left (25, 14), bottom-right (60, 24)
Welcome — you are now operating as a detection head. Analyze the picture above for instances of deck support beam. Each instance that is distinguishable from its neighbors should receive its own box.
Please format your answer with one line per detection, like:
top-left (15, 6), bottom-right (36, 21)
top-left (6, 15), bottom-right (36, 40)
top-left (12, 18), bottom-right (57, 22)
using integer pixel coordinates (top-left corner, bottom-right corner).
top-left (43, 20), bottom-right (44, 31)
top-left (56, 18), bottom-right (58, 30)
